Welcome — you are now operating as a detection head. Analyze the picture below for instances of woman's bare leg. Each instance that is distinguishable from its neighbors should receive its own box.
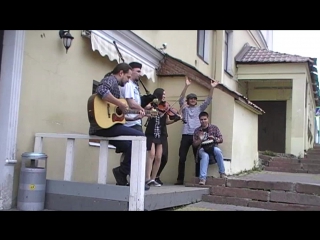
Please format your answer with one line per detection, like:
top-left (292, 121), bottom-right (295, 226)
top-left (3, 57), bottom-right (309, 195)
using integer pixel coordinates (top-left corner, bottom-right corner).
top-left (146, 143), bottom-right (155, 181)
top-left (151, 144), bottom-right (163, 180)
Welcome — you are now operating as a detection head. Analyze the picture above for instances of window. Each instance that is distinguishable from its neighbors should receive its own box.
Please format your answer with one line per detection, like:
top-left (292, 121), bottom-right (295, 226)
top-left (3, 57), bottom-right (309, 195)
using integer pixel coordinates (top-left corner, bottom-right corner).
top-left (197, 30), bottom-right (211, 64)
top-left (224, 30), bottom-right (233, 76)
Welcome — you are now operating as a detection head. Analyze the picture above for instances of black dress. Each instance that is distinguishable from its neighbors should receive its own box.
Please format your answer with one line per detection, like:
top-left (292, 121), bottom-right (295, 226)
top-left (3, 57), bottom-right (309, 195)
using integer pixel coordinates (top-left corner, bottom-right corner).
top-left (145, 114), bottom-right (168, 151)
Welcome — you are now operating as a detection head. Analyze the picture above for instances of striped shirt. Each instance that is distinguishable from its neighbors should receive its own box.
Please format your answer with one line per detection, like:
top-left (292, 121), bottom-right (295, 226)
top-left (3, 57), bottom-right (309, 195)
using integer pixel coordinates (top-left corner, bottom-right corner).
top-left (89, 75), bottom-right (120, 134)
top-left (179, 96), bottom-right (212, 135)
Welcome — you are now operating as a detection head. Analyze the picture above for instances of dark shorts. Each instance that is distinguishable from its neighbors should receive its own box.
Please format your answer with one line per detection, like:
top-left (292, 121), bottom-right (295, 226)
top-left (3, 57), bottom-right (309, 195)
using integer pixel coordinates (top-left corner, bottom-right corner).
top-left (146, 136), bottom-right (166, 151)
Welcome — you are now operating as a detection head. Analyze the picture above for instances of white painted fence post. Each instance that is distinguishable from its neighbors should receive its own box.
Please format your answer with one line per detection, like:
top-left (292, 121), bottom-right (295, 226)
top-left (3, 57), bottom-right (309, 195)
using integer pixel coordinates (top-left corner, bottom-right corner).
top-left (34, 136), bottom-right (43, 167)
top-left (128, 136), bottom-right (146, 211)
top-left (98, 140), bottom-right (109, 184)
top-left (64, 138), bottom-right (75, 181)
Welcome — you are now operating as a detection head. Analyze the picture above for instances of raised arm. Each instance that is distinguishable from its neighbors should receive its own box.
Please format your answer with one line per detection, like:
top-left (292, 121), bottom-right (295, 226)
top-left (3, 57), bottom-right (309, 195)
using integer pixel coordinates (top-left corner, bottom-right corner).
top-left (179, 76), bottom-right (192, 107)
top-left (199, 80), bottom-right (219, 111)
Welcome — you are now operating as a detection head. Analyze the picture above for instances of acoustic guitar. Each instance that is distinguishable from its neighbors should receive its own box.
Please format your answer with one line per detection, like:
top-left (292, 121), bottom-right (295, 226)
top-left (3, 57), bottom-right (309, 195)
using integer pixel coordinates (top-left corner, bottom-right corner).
top-left (87, 93), bottom-right (158, 129)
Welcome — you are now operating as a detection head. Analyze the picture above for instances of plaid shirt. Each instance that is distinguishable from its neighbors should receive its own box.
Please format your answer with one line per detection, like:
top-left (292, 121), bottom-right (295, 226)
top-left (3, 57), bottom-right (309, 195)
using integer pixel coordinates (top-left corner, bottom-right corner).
top-left (89, 75), bottom-right (120, 134)
top-left (193, 124), bottom-right (223, 143)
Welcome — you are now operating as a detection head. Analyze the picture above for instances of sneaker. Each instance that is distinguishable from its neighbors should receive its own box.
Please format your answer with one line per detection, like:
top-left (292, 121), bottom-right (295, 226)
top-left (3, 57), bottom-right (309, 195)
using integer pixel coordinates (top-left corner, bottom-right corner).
top-left (174, 180), bottom-right (184, 185)
top-left (146, 179), bottom-right (161, 187)
top-left (145, 182), bottom-right (150, 191)
top-left (155, 177), bottom-right (163, 185)
top-left (153, 179), bottom-right (162, 187)
top-left (112, 167), bottom-right (128, 186)
top-left (199, 179), bottom-right (206, 185)
top-left (220, 173), bottom-right (227, 179)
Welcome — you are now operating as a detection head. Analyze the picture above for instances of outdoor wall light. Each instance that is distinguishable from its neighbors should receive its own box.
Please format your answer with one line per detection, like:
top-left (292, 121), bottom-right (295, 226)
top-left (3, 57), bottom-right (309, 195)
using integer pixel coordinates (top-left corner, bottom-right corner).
top-left (59, 30), bottom-right (74, 53)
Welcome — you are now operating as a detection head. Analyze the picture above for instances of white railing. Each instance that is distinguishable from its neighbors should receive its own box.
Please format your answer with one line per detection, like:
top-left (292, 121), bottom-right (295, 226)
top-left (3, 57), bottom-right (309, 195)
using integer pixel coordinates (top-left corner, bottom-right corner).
top-left (34, 133), bottom-right (146, 211)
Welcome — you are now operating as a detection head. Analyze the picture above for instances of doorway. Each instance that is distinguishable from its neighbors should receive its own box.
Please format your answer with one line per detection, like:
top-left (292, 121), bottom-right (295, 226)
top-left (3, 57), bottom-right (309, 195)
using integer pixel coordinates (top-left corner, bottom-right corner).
top-left (252, 101), bottom-right (287, 153)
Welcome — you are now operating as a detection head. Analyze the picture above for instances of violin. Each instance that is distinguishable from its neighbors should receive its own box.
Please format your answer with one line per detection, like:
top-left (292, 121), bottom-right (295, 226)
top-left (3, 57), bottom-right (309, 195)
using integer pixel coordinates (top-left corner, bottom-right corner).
top-left (153, 101), bottom-right (187, 124)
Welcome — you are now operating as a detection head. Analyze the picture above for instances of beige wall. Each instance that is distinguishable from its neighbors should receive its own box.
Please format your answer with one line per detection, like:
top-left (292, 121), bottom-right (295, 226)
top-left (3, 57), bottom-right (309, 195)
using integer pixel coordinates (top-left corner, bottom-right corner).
top-left (221, 30), bottom-right (265, 94)
top-left (157, 77), bottom-right (211, 183)
top-left (206, 89), bottom-right (235, 176)
top-left (15, 31), bottom-right (123, 200)
top-left (237, 63), bottom-right (316, 156)
top-left (231, 102), bottom-right (259, 173)
top-left (14, 30), bottom-right (270, 201)
top-left (134, 30), bottom-right (217, 81)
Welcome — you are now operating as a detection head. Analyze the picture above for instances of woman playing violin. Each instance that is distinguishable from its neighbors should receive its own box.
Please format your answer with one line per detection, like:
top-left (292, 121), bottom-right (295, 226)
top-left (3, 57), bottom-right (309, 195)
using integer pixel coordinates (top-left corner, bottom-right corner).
top-left (145, 88), bottom-right (182, 187)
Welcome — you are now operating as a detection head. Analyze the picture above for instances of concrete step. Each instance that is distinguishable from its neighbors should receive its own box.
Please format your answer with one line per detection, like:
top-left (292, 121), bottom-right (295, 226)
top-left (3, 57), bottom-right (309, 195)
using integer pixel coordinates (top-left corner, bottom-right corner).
top-left (186, 177), bottom-right (320, 211)
top-left (260, 154), bottom-right (320, 174)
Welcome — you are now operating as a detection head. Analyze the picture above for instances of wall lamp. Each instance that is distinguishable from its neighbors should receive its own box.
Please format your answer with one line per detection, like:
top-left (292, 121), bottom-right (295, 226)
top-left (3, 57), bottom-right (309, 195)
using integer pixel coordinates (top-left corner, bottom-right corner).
top-left (59, 30), bottom-right (74, 53)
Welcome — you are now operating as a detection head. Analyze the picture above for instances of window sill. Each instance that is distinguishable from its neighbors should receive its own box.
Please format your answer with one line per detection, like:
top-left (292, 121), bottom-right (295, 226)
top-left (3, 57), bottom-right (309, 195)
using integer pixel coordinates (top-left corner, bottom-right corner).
top-left (224, 69), bottom-right (234, 78)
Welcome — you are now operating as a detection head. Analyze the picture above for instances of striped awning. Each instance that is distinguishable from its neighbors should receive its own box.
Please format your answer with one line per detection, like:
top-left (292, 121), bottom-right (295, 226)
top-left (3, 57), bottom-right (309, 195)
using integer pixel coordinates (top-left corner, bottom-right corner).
top-left (90, 30), bottom-right (158, 81)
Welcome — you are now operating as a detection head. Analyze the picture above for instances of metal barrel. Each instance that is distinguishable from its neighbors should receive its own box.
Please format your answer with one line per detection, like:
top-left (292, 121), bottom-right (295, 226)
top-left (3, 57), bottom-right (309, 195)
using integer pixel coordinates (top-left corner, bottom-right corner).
top-left (17, 152), bottom-right (48, 211)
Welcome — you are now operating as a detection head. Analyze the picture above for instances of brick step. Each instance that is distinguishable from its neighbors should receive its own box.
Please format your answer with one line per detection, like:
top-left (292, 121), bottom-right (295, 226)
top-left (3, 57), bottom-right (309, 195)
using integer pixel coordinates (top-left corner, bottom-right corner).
top-left (300, 159), bottom-right (320, 164)
top-left (186, 177), bottom-right (320, 211)
top-left (263, 164), bottom-right (320, 173)
top-left (263, 166), bottom-right (308, 173)
top-left (307, 151), bottom-right (320, 154)
top-left (202, 195), bottom-right (320, 211)
top-left (305, 155), bottom-right (320, 160)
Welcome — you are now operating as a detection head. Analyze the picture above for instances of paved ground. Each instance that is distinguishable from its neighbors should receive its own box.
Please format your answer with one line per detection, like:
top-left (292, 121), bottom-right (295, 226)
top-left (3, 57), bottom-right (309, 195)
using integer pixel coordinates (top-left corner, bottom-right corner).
top-left (174, 201), bottom-right (271, 211)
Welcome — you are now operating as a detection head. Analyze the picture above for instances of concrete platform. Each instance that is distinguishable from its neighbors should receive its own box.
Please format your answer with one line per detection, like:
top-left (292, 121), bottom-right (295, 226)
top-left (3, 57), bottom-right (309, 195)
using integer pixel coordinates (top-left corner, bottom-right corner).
top-left (44, 180), bottom-right (209, 211)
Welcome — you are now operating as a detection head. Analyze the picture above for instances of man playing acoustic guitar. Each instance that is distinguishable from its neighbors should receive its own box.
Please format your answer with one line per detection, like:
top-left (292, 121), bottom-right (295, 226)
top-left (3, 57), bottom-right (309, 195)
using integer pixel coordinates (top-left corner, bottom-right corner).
top-left (88, 62), bottom-right (150, 190)
top-left (193, 111), bottom-right (227, 185)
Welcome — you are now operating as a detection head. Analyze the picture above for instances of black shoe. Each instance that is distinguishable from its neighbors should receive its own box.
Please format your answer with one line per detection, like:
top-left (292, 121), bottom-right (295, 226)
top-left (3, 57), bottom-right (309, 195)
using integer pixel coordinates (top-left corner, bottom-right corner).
top-left (123, 182), bottom-right (150, 191)
top-left (155, 177), bottom-right (163, 185)
top-left (112, 167), bottom-right (128, 186)
top-left (174, 180), bottom-right (184, 185)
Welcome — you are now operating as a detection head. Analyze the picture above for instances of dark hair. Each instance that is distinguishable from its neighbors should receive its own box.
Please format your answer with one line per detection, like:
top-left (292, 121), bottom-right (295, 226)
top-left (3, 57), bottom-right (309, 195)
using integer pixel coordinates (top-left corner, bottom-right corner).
top-left (104, 62), bottom-right (132, 78)
top-left (153, 88), bottom-right (165, 101)
top-left (199, 111), bottom-right (209, 119)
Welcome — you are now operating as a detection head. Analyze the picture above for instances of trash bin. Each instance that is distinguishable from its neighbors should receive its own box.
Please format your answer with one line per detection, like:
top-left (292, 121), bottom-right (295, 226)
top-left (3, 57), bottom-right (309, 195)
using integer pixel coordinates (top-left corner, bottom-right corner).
top-left (17, 152), bottom-right (48, 211)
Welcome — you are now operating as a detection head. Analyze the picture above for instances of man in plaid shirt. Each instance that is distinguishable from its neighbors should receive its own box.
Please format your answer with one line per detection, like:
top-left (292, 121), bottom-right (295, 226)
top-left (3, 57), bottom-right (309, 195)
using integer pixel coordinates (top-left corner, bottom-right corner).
top-left (193, 111), bottom-right (226, 185)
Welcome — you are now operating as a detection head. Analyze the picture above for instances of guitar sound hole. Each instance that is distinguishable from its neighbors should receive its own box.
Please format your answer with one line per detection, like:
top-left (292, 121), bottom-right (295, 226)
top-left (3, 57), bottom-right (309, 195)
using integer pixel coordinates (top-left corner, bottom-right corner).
top-left (116, 107), bottom-right (123, 115)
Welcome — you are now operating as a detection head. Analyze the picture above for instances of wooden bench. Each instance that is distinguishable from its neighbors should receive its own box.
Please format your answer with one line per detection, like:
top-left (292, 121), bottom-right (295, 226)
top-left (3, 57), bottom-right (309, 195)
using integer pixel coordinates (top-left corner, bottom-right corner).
top-left (34, 133), bottom-right (147, 211)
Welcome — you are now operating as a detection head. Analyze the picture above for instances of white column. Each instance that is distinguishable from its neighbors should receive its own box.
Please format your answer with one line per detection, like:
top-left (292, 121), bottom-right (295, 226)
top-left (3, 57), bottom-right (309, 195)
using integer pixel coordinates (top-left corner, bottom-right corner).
top-left (0, 30), bottom-right (25, 210)
top-left (291, 77), bottom-right (306, 157)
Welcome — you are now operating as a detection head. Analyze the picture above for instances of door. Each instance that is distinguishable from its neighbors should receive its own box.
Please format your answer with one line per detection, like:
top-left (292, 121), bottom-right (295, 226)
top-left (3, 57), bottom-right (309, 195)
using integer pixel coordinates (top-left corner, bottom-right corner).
top-left (252, 101), bottom-right (286, 153)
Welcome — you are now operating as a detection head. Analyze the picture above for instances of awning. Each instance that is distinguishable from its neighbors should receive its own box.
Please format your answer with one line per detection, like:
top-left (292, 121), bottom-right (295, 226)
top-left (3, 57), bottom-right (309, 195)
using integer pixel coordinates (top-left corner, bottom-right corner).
top-left (90, 30), bottom-right (159, 81)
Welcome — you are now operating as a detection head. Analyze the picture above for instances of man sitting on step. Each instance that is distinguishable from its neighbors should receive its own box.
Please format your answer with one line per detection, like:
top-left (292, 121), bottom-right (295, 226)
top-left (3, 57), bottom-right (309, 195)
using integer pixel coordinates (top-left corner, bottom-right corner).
top-left (193, 111), bottom-right (227, 185)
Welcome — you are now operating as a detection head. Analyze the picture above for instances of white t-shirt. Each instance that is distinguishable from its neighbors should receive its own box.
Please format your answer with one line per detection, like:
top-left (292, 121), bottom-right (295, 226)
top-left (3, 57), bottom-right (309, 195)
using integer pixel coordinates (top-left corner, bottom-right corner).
top-left (120, 80), bottom-right (141, 127)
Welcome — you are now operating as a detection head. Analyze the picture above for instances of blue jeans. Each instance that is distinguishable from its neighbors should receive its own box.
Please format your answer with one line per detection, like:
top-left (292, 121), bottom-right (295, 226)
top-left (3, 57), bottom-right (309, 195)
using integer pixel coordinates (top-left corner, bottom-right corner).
top-left (199, 146), bottom-right (225, 180)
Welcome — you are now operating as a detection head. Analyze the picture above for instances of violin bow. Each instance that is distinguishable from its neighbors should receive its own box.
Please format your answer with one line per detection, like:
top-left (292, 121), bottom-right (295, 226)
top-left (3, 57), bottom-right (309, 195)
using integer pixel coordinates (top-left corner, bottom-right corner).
top-left (158, 99), bottom-right (180, 118)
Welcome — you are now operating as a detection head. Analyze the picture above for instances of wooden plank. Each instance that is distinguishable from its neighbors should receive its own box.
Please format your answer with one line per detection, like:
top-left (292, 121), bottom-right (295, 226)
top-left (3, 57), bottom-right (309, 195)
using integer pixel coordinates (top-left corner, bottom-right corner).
top-left (64, 138), bottom-right (75, 181)
top-left (98, 140), bottom-right (109, 184)
top-left (129, 138), bottom-right (146, 211)
top-left (35, 133), bottom-right (145, 141)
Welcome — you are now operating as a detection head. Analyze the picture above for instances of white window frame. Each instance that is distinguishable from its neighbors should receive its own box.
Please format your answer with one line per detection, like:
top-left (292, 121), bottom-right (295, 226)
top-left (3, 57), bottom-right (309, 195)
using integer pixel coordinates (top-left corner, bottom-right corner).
top-left (224, 30), bottom-right (234, 77)
top-left (197, 30), bottom-right (211, 64)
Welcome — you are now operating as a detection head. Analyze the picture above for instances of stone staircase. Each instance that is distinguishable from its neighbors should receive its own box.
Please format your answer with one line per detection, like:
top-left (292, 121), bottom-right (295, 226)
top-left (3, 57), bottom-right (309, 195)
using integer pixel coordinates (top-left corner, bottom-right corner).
top-left (260, 145), bottom-right (320, 174)
top-left (184, 145), bottom-right (320, 211)
top-left (186, 176), bottom-right (320, 211)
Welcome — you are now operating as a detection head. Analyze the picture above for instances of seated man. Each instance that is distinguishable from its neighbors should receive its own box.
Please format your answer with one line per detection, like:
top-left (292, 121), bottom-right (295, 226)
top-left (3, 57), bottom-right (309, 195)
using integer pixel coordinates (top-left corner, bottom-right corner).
top-left (193, 111), bottom-right (227, 185)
